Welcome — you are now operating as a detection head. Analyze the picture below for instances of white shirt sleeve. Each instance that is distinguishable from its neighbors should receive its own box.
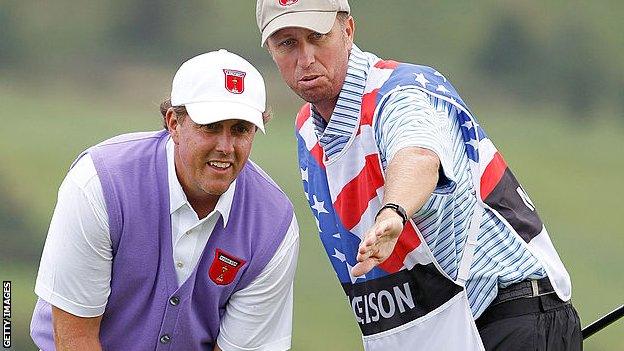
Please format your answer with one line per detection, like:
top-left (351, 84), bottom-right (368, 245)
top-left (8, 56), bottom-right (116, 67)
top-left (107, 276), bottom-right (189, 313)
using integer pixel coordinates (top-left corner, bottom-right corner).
top-left (376, 88), bottom-right (457, 192)
top-left (34, 154), bottom-right (113, 317)
top-left (216, 215), bottom-right (300, 351)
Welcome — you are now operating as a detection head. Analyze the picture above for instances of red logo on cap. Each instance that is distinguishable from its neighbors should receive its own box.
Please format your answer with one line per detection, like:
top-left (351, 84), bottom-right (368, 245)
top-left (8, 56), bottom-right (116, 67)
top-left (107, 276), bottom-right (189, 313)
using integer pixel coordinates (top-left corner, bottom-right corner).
top-left (279, 0), bottom-right (298, 6)
top-left (223, 69), bottom-right (246, 94)
top-left (209, 249), bottom-right (246, 285)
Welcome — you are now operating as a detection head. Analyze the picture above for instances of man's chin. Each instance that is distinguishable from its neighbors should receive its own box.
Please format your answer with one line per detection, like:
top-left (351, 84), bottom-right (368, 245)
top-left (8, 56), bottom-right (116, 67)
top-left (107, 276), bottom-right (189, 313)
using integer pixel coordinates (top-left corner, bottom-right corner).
top-left (296, 90), bottom-right (334, 104)
top-left (197, 175), bottom-right (231, 197)
top-left (198, 189), bottom-right (227, 202)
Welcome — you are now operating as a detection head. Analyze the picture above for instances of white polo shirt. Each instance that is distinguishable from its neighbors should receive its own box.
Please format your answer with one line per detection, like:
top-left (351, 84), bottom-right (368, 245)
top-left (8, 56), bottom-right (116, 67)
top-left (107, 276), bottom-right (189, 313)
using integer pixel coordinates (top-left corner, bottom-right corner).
top-left (35, 137), bottom-right (299, 351)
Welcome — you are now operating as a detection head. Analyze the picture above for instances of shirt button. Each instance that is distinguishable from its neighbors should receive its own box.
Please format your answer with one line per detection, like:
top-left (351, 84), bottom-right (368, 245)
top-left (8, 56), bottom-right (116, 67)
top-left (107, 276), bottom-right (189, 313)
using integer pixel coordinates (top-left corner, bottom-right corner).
top-left (160, 334), bottom-right (171, 344)
top-left (169, 296), bottom-right (180, 306)
top-left (176, 261), bottom-right (184, 269)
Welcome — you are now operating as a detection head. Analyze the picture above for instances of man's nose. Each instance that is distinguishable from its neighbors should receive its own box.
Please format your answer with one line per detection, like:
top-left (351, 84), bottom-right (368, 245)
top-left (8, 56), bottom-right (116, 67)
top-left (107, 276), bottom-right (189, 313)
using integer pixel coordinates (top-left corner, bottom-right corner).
top-left (214, 132), bottom-right (235, 155)
top-left (297, 44), bottom-right (315, 69)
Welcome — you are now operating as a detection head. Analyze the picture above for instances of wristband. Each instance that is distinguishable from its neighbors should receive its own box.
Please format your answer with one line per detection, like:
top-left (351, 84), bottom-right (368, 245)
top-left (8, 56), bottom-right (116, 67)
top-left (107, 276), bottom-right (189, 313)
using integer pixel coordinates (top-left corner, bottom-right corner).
top-left (375, 203), bottom-right (408, 225)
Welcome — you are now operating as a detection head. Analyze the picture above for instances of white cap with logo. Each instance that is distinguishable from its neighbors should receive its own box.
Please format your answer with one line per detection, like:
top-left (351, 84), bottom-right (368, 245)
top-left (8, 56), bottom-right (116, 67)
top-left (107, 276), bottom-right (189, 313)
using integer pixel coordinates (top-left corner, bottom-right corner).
top-left (256, 0), bottom-right (351, 46)
top-left (171, 49), bottom-right (266, 133)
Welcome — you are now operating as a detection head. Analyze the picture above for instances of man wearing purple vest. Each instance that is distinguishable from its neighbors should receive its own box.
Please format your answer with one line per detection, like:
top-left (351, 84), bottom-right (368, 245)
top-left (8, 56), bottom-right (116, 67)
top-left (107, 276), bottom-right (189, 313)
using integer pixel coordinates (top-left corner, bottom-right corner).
top-left (31, 50), bottom-right (299, 351)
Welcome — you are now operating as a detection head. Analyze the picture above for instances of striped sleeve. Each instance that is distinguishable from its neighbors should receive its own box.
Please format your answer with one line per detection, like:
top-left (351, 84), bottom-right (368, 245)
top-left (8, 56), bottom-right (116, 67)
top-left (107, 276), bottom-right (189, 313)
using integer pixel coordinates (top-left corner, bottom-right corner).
top-left (375, 88), bottom-right (456, 194)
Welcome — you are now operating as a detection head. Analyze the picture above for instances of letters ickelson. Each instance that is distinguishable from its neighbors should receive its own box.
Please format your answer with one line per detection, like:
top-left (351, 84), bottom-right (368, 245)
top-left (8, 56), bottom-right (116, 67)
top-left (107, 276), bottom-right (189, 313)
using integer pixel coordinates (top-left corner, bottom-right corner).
top-left (342, 263), bottom-right (463, 336)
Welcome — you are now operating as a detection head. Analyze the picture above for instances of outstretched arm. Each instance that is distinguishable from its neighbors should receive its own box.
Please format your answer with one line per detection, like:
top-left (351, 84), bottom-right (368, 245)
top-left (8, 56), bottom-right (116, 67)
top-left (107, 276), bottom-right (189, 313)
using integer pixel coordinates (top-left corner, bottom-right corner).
top-left (352, 146), bottom-right (439, 277)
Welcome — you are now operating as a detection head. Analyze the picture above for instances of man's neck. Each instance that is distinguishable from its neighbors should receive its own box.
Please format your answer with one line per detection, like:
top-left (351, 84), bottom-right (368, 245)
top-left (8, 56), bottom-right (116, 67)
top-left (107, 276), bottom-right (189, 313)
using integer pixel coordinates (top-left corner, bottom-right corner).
top-left (313, 96), bottom-right (339, 123)
top-left (187, 195), bottom-right (218, 220)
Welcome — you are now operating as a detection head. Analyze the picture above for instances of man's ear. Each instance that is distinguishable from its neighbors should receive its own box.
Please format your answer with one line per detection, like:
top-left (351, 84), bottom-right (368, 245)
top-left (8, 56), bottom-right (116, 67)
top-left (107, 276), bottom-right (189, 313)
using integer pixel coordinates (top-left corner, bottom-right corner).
top-left (345, 16), bottom-right (355, 50)
top-left (165, 108), bottom-right (180, 144)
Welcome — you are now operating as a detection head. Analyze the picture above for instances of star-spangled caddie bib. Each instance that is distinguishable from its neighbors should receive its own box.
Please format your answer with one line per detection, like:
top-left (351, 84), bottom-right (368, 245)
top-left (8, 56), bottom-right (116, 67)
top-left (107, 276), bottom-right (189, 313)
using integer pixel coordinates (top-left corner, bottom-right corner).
top-left (296, 58), bottom-right (570, 350)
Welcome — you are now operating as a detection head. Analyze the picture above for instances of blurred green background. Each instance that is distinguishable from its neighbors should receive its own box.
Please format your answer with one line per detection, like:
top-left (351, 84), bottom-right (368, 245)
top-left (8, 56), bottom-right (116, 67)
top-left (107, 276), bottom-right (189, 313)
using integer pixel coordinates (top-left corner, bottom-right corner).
top-left (1, 1), bottom-right (623, 350)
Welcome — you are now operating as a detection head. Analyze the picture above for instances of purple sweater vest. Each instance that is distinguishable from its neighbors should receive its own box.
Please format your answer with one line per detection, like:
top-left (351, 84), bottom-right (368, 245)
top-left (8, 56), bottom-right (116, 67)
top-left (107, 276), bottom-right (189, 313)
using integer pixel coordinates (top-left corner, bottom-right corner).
top-left (31, 130), bottom-right (293, 350)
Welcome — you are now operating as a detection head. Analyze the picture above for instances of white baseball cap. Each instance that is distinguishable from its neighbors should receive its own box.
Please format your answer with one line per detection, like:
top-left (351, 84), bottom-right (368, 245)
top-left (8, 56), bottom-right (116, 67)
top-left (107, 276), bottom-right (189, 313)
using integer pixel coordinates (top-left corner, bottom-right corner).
top-left (256, 0), bottom-right (351, 46)
top-left (171, 49), bottom-right (266, 133)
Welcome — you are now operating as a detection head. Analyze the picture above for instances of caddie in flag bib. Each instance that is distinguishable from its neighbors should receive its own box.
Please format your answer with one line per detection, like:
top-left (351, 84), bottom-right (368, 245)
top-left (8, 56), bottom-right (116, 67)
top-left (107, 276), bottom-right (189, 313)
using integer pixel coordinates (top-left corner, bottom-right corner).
top-left (294, 53), bottom-right (571, 350)
top-left (257, 0), bottom-right (577, 349)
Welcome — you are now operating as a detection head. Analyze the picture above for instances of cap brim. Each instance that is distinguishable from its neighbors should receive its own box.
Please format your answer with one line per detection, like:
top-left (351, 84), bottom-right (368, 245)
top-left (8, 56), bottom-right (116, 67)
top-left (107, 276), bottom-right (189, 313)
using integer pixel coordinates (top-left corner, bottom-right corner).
top-left (261, 11), bottom-right (337, 46)
top-left (185, 102), bottom-right (265, 133)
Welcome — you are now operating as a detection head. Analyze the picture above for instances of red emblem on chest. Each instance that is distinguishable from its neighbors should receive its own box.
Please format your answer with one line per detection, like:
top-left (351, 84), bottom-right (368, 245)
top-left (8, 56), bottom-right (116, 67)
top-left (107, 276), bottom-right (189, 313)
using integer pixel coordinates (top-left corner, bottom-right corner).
top-left (279, 0), bottom-right (299, 5)
top-left (223, 69), bottom-right (246, 94)
top-left (209, 249), bottom-right (246, 285)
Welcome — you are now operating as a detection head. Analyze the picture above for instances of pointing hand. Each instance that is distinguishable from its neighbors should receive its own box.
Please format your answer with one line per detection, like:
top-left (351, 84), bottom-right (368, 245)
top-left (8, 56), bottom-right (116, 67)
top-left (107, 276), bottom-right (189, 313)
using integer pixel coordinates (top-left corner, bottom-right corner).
top-left (351, 210), bottom-right (404, 277)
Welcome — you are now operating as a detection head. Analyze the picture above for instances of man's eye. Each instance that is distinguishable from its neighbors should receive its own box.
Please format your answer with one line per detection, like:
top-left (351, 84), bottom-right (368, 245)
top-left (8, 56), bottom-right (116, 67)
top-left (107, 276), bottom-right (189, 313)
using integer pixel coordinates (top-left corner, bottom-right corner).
top-left (310, 32), bottom-right (324, 40)
top-left (280, 39), bottom-right (295, 47)
top-left (202, 123), bottom-right (220, 132)
top-left (233, 124), bottom-right (251, 134)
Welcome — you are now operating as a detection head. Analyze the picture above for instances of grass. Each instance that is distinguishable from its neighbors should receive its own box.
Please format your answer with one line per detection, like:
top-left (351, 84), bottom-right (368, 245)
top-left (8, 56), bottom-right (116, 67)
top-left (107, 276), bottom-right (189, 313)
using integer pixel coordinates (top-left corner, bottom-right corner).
top-left (1, 85), bottom-right (623, 350)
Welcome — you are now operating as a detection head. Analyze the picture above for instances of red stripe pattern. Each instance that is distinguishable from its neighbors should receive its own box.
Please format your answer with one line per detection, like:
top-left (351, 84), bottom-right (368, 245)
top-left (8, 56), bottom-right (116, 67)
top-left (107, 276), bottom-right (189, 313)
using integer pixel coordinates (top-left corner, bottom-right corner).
top-left (374, 60), bottom-right (399, 69)
top-left (295, 103), bottom-right (311, 131)
top-left (379, 224), bottom-right (422, 273)
top-left (333, 154), bottom-right (385, 230)
top-left (480, 152), bottom-right (507, 200)
top-left (310, 143), bottom-right (326, 169)
top-left (358, 89), bottom-right (379, 132)
top-left (296, 103), bottom-right (326, 168)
